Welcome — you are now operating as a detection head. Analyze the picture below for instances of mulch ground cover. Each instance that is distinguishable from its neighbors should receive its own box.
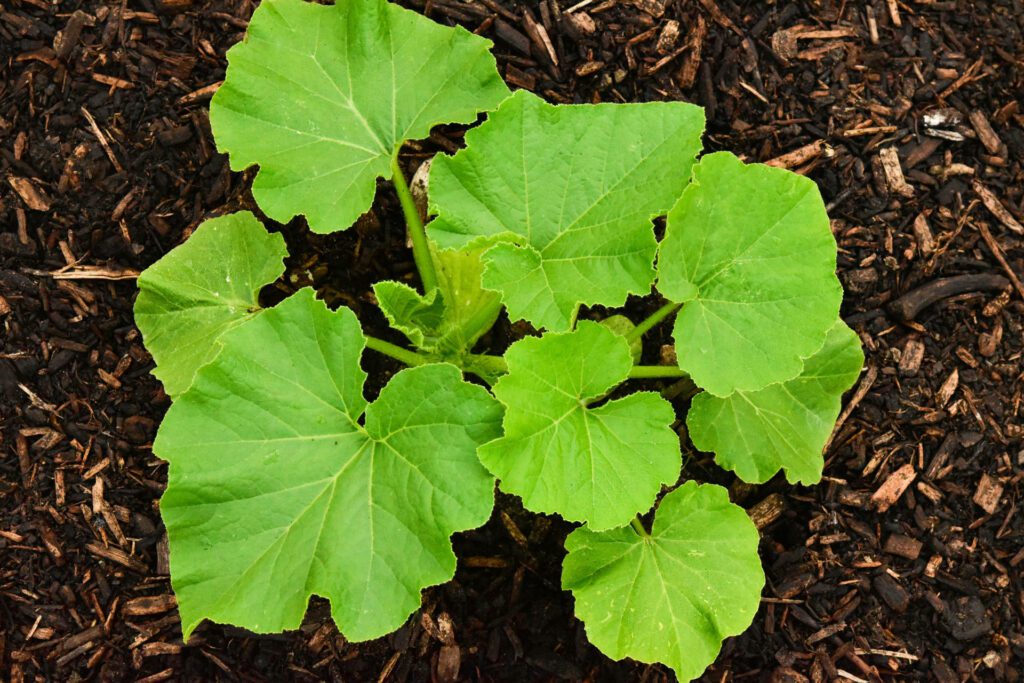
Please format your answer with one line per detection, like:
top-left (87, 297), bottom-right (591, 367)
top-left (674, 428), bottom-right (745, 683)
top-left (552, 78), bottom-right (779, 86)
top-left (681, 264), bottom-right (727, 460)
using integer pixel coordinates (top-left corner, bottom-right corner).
top-left (2, 0), bottom-right (1023, 680)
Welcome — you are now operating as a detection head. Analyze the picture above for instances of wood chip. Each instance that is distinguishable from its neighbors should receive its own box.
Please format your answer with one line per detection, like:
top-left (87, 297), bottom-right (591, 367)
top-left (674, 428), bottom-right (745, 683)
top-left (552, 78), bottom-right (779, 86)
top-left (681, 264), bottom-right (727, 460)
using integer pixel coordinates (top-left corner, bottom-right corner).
top-left (973, 181), bottom-right (1024, 234)
top-left (877, 147), bottom-right (914, 197)
top-left (973, 473), bottom-right (1004, 515)
top-left (655, 19), bottom-right (679, 53)
top-left (85, 542), bottom-right (148, 573)
top-left (935, 369), bottom-right (959, 407)
top-left (974, 221), bottom-right (1024, 301)
top-left (749, 493), bottom-right (785, 530)
top-left (873, 574), bottom-right (909, 612)
top-left (871, 464), bottom-right (917, 513)
top-left (968, 110), bottom-right (1004, 154)
top-left (766, 140), bottom-right (833, 169)
top-left (123, 594), bottom-right (177, 616)
top-left (884, 534), bottom-right (923, 560)
top-left (898, 338), bottom-right (925, 376)
top-left (7, 175), bottom-right (52, 211)
top-left (176, 81), bottom-right (223, 107)
top-left (912, 213), bottom-right (935, 255)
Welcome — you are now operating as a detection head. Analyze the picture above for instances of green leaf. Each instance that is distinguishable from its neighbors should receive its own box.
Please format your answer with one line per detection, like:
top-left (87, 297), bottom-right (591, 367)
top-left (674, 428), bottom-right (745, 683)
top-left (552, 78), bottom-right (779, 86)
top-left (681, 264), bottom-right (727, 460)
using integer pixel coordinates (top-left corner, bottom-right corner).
top-left (478, 321), bottom-right (680, 530)
top-left (373, 247), bottom-right (501, 356)
top-left (657, 152), bottom-right (842, 396)
top-left (156, 288), bottom-right (502, 641)
top-left (563, 482), bottom-right (764, 681)
top-left (428, 89), bottom-right (705, 331)
top-left (134, 211), bottom-right (287, 397)
top-left (372, 281), bottom-right (445, 350)
top-left (599, 314), bottom-right (643, 364)
top-left (687, 320), bottom-right (863, 485)
top-left (210, 0), bottom-right (509, 234)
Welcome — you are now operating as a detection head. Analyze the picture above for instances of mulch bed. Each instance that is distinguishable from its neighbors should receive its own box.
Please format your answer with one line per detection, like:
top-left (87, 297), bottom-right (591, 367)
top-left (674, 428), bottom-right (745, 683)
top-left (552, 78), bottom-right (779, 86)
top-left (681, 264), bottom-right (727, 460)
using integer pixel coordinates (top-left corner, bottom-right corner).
top-left (2, 0), bottom-right (1023, 680)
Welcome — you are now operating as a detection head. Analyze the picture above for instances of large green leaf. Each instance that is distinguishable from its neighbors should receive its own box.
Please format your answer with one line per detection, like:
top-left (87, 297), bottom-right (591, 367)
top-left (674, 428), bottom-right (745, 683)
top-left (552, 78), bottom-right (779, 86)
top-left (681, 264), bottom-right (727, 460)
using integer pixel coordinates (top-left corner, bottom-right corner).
top-left (563, 482), bottom-right (764, 681)
top-left (687, 321), bottom-right (863, 485)
top-left (657, 152), bottom-right (842, 396)
top-left (156, 288), bottom-right (502, 641)
top-left (373, 247), bottom-right (501, 356)
top-left (478, 321), bottom-right (680, 530)
top-left (134, 211), bottom-right (287, 397)
top-left (210, 0), bottom-right (509, 233)
top-left (428, 90), bottom-right (705, 331)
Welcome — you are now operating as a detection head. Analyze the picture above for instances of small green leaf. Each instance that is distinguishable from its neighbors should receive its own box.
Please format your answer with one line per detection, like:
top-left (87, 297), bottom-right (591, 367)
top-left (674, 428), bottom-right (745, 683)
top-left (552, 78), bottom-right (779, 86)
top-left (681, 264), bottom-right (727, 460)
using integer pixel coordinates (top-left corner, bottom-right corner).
top-left (563, 482), bottom-right (764, 682)
top-left (210, 0), bottom-right (509, 233)
top-left (429, 89), bottom-right (705, 331)
top-left (478, 321), bottom-right (680, 530)
top-left (156, 288), bottom-right (502, 641)
top-left (599, 315), bottom-right (643, 364)
top-left (134, 211), bottom-right (286, 397)
top-left (373, 247), bottom-right (501, 356)
top-left (372, 281), bottom-right (446, 350)
top-left (657, 152), bottom-right (842, 396)
top-left (687, 320), bottom-right (863, 485)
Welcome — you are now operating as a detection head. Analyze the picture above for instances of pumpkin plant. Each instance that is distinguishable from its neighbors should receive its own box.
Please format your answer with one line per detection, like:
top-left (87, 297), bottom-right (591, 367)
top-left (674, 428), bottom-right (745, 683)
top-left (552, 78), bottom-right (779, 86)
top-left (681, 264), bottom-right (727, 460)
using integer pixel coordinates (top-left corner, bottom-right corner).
top-left (133, 0), bottom-right (864, 678)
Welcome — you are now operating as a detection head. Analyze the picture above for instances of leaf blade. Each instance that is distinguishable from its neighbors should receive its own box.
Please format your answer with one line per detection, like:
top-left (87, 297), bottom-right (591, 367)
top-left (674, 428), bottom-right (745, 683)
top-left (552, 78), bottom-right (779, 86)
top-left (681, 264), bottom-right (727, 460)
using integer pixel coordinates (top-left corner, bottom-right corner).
top-left (429, 90), bottom-right (705, 331)
top-left (210, 0), bottom-right (509, 233)
top-left (657, 152), bottom-right (843, 396)
top-left (134, 211), bottom-right (287, 397)
top-left (157, 289), bottom-right (503, 641)
top-left (478, 321), bottom-right (681, 530)
top-left (687, 320), bottom-right (864, 484)
top-left (562, 482), bottom-right (764, 681)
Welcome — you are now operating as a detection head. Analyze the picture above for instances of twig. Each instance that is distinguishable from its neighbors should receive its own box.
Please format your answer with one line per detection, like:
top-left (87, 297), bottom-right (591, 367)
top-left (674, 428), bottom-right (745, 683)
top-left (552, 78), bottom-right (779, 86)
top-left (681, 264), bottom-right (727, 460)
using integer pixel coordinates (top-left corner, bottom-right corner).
top-left (975, 222), bottom-right (1024, 302)
top-left (824, 365), bottom-right (876, 453)
top-left (81, 106), bottom-right (125, 173)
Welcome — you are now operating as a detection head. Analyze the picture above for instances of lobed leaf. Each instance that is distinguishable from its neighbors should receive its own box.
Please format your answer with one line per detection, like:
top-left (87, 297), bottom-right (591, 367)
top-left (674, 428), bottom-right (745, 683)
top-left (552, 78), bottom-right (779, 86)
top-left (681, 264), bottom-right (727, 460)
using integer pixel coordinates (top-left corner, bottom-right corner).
top-left (134, 211), bottom-right (287, 397)
top-left (210, 0), bottom-right (509, 233)
top-left (478, 321), bottom-right (681, 530)
top-left (657, 152), bottom-right (843, 396)
top-left (563, 482), bottom-right (764, 682)
top-left (156, 288), bottom-right (502, 641)
top-left (687, 320), bottom-right (864, 484)
top-left (428, 89), bottom-right (705, 331)
top-left (373, 247), bottom-right (501, 356)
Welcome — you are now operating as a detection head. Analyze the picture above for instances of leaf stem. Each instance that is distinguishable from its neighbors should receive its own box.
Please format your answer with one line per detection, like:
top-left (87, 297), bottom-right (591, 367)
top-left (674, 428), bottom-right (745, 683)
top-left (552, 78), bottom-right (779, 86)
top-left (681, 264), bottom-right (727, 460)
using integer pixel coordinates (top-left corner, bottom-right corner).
top-left (628, 365), bottom-right (690, 379)
top-left (466, 353), bottom-right (508, 375)
top-left (364, 338), bottom-right (686, 382)
top-left (391, 156), bottom-right (439, 293)
top-left (626, 302), bottom-right (682, 342)
top-left (630, 517), bottom-right (649, 537)
top-left (364, 335), bottom-right (430, 367)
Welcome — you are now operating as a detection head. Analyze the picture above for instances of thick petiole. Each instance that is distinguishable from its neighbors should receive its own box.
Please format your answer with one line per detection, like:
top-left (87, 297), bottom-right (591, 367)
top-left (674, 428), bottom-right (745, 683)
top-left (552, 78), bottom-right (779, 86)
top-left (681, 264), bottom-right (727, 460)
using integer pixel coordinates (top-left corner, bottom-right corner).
top-left (630, 517), bottom-right (649, 537)
top-left (364, 335), bottom-right (430, 367)
top-left (626, 301), bottom-right (682, 342)
top-left (391, 155), bottom-right (439, 293)
top-left (628, 365), bottom-right (689, 380)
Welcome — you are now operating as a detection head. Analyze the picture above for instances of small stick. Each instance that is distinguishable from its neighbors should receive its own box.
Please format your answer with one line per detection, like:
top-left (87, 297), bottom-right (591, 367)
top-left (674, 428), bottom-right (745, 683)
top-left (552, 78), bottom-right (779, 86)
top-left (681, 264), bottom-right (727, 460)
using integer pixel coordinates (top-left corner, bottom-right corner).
top-left (975, 222), bottom-right (1024, 302)
top-left (81, 107), bottom-right (124, 173)
top-left (765, 140), bottom-right (832, 169)
top-left (887, 273), bottom-right (1009, 321)
top-left (824, 365), bottom-right (876, 454)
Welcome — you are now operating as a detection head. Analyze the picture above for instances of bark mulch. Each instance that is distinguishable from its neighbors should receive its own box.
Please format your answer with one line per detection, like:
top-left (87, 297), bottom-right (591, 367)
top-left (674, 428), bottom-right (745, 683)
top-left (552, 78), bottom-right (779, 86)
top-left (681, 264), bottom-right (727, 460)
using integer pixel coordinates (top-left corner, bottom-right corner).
top-left (2, 0), bottom-right (1023, 681)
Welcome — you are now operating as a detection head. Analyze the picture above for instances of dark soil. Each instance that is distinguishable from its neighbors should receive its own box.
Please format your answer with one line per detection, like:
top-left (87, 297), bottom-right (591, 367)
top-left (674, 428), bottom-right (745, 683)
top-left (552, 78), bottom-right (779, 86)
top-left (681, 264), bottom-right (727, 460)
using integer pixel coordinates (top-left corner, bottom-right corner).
top-left (2, 0), bottom-right (1024, 681)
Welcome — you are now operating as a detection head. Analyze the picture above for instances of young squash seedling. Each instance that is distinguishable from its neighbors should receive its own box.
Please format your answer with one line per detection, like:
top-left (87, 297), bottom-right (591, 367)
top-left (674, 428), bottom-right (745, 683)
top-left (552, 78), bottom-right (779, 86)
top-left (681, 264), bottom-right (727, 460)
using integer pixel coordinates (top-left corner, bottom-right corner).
top-left (133, 0), bottom-right (864, 678)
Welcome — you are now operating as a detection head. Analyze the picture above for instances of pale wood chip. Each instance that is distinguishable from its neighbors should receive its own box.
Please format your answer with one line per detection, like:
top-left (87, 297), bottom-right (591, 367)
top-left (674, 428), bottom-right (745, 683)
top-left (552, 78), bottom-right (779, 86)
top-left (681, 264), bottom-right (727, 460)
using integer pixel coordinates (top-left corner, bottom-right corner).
top-left (871, 463), bottom-right (917, 512)
top-left (973, 473), bottom-right (1004, 515)
top-left (973, 180), bottom-right (1024, 234)
top-left (7, 175), bottom-right (52, 210)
